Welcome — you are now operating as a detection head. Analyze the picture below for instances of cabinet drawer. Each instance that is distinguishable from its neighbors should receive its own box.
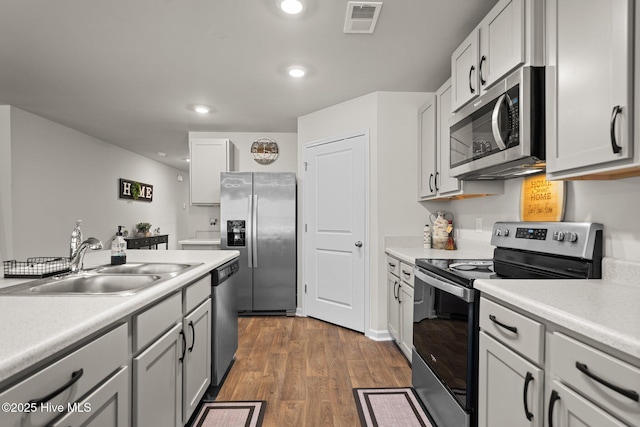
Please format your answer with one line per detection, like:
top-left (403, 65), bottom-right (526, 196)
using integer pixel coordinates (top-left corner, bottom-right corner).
top-left (185, 274), bottom-right (211, 314)
top-left (479, 297), bottom-right (544, 365)
top-left (387, 256), bottom-right (400, 277)
top-left (0, 324), bottom-right (128, 427)
top-left (549, 332), bottom-right (640, 426)
top-left (399, 262), bottom-right (414, 286)
top-left (134, 292), bottom-right (182, 352)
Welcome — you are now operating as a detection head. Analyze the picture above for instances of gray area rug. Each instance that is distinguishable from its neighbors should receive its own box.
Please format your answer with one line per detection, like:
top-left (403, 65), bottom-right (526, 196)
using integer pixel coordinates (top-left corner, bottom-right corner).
top-left (191, 401), bottom-right (266, 427)
top-left (353, 388), bottom-right (433, 427)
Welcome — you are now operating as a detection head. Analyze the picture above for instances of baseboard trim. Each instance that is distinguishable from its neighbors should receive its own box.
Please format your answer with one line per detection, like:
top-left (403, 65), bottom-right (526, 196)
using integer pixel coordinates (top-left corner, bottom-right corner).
top-left (366, 328), bottom-right (393, 341)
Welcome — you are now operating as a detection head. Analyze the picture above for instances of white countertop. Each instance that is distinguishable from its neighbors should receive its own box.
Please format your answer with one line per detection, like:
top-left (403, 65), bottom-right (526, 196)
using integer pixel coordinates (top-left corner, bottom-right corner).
top-left (0, 249), bottom-right (239, 385)
top-left (386, 240), bottom-right (495, 265)
top-left (475, 278), bottom-right (640, 361)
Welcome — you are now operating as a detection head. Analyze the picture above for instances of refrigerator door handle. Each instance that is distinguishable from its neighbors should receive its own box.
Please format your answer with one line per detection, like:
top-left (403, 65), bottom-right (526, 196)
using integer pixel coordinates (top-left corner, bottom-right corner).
top-left (252, 194), bottom-right (258, 268)
top-left (247, 196), bottom-right (253, 268)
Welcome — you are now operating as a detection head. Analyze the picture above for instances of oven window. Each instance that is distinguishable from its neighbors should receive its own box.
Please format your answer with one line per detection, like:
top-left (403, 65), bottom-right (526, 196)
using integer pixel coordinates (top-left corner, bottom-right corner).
top-left (450, 84), bottom-right (520, 169)
top-left (413, 287), bottom-right (471, 408)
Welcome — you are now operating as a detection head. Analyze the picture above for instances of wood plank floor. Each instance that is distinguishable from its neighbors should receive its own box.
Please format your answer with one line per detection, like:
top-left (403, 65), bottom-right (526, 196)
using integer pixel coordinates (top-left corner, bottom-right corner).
top-left (215, 316), bottom-right (412, 427)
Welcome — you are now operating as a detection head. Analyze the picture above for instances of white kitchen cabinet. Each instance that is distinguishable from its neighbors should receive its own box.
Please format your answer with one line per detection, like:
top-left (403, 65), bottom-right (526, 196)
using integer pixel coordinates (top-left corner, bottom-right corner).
top-left (451, 30), bottom-right (480, 112)
top-left (418, 79), bottom-right (503, 201)
top-left (133, 323), bottom-right (183, 427)
top-left (189, 138), bottom-right (234, 205)
top-left (478, 332), bottom-right (544, 427)
top-left (478, 297), bottom-right (545, 427)
top-left (52, 366), bottom-right (130, 427)
top-left (548, 332), bottom-right (640, 426)
top-left (545, 0), bottom-right (637, 180)
top-left (182, 298), bottom-right (212, 423)
top-left (386, 256), bottom-right (413, 361)
top-left (387, 271), bottom-right (400, 342)
top-left (0, 324), bottom-right (128, 427)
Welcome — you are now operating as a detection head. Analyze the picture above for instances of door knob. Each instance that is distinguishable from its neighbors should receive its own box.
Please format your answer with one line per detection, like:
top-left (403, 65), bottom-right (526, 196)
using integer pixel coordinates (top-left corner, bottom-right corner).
top-left (355, 241), bottom-right (363, 248)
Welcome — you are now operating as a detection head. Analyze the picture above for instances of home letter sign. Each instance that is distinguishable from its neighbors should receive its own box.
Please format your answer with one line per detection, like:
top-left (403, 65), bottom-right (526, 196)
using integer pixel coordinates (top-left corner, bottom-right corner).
top-left (119, 178), bottom-right (153, 202)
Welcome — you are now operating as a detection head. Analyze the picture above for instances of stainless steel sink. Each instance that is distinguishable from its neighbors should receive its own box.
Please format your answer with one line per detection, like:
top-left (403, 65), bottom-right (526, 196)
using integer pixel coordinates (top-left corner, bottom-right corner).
top-left (93, 263), bottom-right (192, 275)
top-left (0, 274), bottom-right (163, 295)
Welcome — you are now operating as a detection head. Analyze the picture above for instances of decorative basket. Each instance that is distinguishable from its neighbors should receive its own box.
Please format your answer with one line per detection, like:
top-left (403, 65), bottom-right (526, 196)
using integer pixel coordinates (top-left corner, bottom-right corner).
top-left (3, 257), bottom-right (71, 278)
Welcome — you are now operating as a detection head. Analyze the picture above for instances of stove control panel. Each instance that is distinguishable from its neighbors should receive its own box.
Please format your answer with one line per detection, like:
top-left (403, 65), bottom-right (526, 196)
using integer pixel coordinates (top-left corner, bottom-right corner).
top-left (491, 222), bottom-right (603, 260)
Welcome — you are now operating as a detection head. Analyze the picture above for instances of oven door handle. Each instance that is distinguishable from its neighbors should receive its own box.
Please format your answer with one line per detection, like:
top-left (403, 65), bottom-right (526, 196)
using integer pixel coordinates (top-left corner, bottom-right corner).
top-left (414, 267), bottom-right (475, 303)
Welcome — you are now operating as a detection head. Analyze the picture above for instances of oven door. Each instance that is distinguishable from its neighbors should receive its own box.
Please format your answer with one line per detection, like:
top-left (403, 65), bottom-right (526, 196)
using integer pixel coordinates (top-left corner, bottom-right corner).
top-left (412, 266), bottom-right (478, 427)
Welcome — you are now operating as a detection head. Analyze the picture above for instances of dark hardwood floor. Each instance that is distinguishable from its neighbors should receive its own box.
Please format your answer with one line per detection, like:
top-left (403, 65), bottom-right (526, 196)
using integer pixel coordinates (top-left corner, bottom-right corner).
top-left (215, 316), bottom-right (412, 426)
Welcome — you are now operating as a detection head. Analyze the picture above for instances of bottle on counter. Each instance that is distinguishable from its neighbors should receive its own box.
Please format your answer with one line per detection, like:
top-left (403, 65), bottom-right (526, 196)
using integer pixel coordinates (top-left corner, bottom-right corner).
top-left (423, 224), bottom-right (431, 248)
top-left (445, 220), bottom-right (456, 250)
top-left (70, 219), bottom-right (83, 258)
top-left (111, 226), bottom-right (127, 265)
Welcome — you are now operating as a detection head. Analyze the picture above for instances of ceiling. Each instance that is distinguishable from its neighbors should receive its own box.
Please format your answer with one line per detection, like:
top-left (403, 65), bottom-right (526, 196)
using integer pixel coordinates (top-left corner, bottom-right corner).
top-left (0, 0), bottom-right (497, 171)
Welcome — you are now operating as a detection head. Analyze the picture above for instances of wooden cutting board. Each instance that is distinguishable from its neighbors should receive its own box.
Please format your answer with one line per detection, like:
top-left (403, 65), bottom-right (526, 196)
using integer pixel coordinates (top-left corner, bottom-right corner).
top-left (520, 174), bottom-right (566, 222)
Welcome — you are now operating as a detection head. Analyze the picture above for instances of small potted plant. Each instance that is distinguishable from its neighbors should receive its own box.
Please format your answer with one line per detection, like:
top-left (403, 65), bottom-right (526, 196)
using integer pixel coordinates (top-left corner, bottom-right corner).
top-left (136, 222), bottom-right (152, 237)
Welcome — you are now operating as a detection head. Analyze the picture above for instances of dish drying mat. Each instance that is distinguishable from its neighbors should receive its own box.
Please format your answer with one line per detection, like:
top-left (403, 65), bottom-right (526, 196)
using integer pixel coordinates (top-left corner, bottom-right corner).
top-left (3, 257), bottom-right (71, 278)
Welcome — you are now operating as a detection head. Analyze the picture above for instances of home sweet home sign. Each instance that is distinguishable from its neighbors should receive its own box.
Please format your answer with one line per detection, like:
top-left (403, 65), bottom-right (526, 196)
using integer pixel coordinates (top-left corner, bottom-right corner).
top-left (119, 178), bottom-right (153, 202)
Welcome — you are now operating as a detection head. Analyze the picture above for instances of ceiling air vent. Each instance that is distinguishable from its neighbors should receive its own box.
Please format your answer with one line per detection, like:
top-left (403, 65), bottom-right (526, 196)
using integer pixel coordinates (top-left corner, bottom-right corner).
top-left (344, 2), bottom-right (383, 34)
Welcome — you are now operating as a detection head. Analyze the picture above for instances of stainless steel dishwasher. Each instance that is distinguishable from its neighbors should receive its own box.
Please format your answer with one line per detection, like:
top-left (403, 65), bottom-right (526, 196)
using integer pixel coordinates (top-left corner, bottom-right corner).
top-left (211, 258), bottom-right (239, 386)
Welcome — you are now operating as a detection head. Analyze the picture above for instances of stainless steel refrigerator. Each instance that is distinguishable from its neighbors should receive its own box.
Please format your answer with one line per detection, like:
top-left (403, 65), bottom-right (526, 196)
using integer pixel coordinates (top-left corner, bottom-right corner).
top-left (220, 172), bottom-right (296, 314)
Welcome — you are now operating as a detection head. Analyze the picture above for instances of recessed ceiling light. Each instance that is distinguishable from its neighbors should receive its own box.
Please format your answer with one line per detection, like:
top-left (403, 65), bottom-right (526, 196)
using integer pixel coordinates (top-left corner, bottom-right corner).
top-left (184, 158), bottom-right (191, 162)
top-left (288, 67), bottom-right (306, 78)
top-left (193, 105), bottom-right (210, 114)
top-left (280, 0), bottom-right (303, 14)
top-left (157, 151), bottom-right (167, 157)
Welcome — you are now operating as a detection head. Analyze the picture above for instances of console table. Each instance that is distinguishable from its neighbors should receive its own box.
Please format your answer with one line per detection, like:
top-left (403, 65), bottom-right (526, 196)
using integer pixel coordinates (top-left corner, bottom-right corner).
top-left (124, 234), bottom-right (169, 250)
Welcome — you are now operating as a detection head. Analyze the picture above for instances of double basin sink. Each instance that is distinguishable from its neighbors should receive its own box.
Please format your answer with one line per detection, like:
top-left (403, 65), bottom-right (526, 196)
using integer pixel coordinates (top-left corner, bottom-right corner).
top-left (0, 263), bottom-right (201, 296)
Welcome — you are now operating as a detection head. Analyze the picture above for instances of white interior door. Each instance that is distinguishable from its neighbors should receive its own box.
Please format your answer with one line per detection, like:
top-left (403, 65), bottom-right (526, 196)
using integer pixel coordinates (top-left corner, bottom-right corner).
top-left (304, 133), bottom-right (366, 332)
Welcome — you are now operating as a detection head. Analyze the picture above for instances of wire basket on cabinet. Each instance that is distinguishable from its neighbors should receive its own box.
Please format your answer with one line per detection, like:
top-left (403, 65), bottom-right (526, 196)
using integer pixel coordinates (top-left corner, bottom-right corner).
top-left (3, 257), bottom-right (71, 278)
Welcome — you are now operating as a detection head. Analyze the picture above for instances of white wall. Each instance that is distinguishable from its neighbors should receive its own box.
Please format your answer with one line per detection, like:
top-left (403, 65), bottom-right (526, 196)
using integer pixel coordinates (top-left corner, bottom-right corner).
top-left (2, 106), bottom-right (190, 262)
top-left (298, 91), bottom-right (432, 335)
top-left (184, 132), bottom-right (298, 239)
top-left (449, 176), bottom-right (640, 261)
top-left (0, 106), bottom-right (12, 263)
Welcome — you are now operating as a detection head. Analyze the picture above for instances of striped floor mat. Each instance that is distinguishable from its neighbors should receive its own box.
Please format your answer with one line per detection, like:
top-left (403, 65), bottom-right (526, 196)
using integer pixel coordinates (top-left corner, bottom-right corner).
top-left (191, 401), bottom-right (266, 427)
top-left (353, 388), bottom-right (433, 427)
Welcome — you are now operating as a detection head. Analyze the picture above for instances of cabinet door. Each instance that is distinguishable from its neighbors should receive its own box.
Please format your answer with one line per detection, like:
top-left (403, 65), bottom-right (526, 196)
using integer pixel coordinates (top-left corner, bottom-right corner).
top-left (133, 323), bottom-right (183, 427)
top-left (387, 272), bottom-right (400, 342)
top-left (546, 0), bottom-right (633, 176)
top-left (189, 138), bottom-right (231, 205)
top-left (183, 299), bottom-right (212, 423)
top-left (435, 80), bottom-right (460, 195)
top-left (478, 332), bottom-right (543, 427)
top-left (480, 0), bottom-right (525, 89)
top-left (52, 367), bottom-right (130, 427)
top-left (547, 380), bottom-right (627, 427)
top-left (451, 30), bottom-right (479, 112)
top-left (399, 283), bottom-right (414, 361)
top-left (418, 96), bottom-right (437, 200)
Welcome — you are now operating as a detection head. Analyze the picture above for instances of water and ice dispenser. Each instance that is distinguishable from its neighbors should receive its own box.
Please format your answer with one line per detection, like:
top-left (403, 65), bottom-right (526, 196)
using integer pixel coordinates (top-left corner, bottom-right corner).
top-left (226, 220), bottom-right (246, 246)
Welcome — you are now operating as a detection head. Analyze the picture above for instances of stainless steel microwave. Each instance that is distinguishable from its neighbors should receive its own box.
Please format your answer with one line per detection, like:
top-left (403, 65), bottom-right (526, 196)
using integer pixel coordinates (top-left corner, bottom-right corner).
top-left (449, 66), bottom-right (545, 180)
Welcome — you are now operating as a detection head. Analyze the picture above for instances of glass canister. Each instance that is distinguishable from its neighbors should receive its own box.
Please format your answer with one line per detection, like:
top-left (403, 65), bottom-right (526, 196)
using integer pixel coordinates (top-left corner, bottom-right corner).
top-left (430, 211), bottom-right (454, 249)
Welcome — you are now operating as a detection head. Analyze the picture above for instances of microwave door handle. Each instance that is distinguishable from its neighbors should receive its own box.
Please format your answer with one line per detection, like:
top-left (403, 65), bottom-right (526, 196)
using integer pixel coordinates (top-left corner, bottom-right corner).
top-left (414, 267), bottom-right (475, 303)
top-left (491, 93), bottom-right (510, 150)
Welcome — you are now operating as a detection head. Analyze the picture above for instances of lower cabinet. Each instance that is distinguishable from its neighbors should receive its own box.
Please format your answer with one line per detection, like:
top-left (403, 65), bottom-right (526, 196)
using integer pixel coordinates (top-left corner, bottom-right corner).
top-left (133, 323), bottom-right (184, 427)
top-left (52, 366), bottom-right (130, 427)
top-left (182, 299), bottom-right (212, 422)
top-left (398, 282), bottom-right (414, 360)
top-left (478, 331), bottom-right (543, 427)
top-left (386, 255), bottom-right (414, 362)
top-left (387, 272), bottom-right (400, 342)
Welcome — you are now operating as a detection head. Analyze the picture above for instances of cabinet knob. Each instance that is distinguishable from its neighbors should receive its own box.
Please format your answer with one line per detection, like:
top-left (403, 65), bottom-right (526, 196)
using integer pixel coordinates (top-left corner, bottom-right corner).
top-left (355, 241), bottom-right (363, 248)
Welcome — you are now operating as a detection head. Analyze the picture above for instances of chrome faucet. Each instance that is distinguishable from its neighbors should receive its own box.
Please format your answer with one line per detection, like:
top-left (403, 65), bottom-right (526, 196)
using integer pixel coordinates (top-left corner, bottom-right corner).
top-left (70, 237), bottom-right (103, 273)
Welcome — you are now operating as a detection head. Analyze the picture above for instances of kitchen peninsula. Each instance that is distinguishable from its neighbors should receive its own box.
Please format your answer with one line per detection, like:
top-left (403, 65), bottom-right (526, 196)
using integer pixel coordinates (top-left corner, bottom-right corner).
top-left (0, 249), bottom-right (239, 426)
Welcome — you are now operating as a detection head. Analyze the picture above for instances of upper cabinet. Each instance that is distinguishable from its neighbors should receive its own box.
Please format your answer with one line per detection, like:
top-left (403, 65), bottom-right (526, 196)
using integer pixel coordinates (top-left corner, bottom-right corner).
top-left (452, 0), bottom-right (542, 112)
top-left (189, 138), bottom-right (234, 205)
top-left (418, 79), bottom-right (503, 201)
top-left (545, 0), bottom-right (638, 180)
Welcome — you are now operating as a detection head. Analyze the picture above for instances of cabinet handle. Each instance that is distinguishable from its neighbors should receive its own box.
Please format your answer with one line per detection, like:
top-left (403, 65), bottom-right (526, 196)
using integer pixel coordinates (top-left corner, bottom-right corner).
top-left (575, 361), bottom-right (639, 402)
top-left (188, 321), bottom-right (195, 353)
top-left (428, 174), bottom-right (434, 192)
top-left (489, 314), bottom-right (518, 334)
top-left (479, 56), bottom-right (487, 85)
top-left (469, 65), bottom-right (476, 94)
top-left (402, 270), bottom-right (411, 278)
top-left (398, 284), bottom-right (402, 304)
top-left (523, 371), bottom-right (534, 421)
top-left (548, 390), bottom-right (560, 427)
top-left (393, 280), bottom-right (399, 300)
top-left (388, 262), bottom-right (396, 268)
top-left (610, 105), bottom-right (623, 154)
top-left (434, 172), bottom-right (439, 191)
top-left (28, 369), bottom-right (84, 405)
top-left (179, 330), bottom-right (187, 363)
